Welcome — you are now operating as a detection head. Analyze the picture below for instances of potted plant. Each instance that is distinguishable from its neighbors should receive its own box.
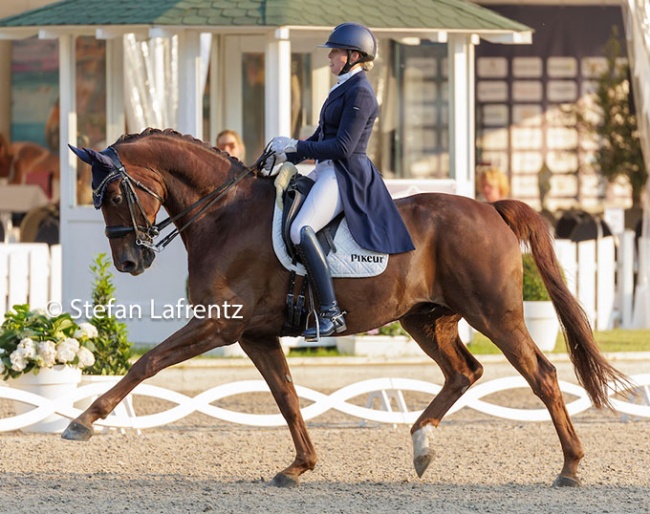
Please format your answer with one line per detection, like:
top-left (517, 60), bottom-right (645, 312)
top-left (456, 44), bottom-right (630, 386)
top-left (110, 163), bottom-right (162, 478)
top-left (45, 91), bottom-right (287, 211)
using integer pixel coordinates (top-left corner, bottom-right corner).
top-left (83, 254), bottom-right (133, 376)
top-left (0, 305), bottom-right (97, 432)
top-left (522, 253), bottom-right (560, 352)
top-left (75, 254), bottom-right (134, 418)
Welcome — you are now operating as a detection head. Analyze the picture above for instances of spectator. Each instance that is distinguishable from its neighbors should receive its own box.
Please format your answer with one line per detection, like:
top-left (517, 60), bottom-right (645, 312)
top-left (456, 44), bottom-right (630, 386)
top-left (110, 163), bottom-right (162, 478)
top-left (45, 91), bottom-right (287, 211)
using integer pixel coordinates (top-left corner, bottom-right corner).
top-left (479, 167), bottom-right (510, 202)
top-left (216, 129), bottom-right (245, 161)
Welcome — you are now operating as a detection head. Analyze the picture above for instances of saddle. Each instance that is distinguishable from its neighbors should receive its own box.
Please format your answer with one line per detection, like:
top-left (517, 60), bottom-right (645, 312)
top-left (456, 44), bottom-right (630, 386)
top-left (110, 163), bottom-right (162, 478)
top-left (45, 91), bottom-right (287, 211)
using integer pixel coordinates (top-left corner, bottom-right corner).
top-left (272, 164), bottom-right (388, 336)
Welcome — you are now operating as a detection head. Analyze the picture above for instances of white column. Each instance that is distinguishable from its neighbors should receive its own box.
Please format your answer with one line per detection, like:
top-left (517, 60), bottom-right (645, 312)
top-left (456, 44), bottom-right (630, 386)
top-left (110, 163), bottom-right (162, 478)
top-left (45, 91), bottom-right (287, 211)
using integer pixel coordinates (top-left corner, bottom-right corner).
top-left (447, 34), bottom-right (475, 199)
top-left (265, 27), bottom-right (292, 141)
top-left (58, 34), bottom-right (77, 309)
top-left (177, 30), bottom-right (203, 139)
top-left (105, 36), bottom-right (125, 144)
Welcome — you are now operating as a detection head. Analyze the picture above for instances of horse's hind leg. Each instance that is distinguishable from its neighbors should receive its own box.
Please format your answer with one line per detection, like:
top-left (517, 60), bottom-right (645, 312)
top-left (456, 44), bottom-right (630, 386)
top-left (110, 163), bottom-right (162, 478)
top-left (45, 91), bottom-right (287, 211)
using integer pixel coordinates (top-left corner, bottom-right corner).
top-left (239, 336), bottom-right (316, 488)
top-left (481, 325), bottom-right (584, 487)
top-left (400, 312), bottom-right (484, 478)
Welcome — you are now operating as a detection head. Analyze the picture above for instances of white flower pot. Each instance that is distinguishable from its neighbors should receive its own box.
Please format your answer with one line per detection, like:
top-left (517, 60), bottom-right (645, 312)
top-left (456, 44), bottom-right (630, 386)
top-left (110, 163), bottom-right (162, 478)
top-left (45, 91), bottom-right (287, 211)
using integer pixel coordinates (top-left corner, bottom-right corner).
top-left (523, 301), bottom-right (560, 352)
top-left (9, 365), bottom-right (82, 433)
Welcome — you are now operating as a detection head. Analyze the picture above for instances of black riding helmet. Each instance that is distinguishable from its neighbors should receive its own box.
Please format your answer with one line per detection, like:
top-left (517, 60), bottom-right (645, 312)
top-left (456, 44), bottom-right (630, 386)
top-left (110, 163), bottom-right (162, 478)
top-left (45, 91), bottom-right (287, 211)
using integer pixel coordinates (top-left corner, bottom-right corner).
top-left (319, 22), bottom-right (377, 75)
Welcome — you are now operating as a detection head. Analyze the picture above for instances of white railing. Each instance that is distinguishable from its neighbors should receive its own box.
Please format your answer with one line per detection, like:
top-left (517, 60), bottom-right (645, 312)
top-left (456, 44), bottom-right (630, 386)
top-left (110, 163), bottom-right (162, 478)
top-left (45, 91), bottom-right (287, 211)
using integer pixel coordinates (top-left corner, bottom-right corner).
top-left (555, 235), bottom-right (616, 331)
top-left (0, 233), bottom-right (645, 330)
top-left (555, 232), bottom-right (642, 330)
top-left (0, 375), bottom-right (648, 432)
top-left (0, 243), bottom-right (61, 320)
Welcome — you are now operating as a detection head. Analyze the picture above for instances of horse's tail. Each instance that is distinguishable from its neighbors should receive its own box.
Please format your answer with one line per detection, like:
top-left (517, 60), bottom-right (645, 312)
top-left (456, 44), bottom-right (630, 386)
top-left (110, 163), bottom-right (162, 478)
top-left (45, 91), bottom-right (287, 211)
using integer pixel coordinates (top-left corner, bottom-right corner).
top-left (492, 199), bottom-right (630, 409)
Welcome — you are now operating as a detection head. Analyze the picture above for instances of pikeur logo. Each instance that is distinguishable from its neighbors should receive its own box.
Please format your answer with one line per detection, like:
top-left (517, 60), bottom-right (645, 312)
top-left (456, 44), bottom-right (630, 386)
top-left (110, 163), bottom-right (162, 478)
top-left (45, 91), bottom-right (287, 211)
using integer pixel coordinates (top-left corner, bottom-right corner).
top-left (350, 254), bottom-right (385, 263)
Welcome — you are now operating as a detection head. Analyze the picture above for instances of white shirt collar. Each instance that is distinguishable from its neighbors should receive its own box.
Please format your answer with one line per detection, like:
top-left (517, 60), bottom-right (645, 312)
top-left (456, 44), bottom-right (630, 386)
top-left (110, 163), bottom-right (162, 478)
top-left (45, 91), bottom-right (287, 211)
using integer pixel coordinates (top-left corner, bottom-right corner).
top-left (330, 66), bottom-right (363, 92)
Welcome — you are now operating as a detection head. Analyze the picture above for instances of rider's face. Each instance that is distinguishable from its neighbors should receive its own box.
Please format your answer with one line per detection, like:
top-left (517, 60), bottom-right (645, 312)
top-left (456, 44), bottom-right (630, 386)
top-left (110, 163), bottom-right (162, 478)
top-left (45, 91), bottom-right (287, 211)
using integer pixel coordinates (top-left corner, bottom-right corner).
top-left (328, 48), bottom-right (360, 75)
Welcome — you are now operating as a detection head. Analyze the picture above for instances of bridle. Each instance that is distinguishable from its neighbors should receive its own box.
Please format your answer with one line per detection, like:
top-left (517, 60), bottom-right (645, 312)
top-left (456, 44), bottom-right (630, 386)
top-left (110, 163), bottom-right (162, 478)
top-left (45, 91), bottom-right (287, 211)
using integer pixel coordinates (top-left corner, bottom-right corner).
top-left (99, 145), bottom-right (272, 252)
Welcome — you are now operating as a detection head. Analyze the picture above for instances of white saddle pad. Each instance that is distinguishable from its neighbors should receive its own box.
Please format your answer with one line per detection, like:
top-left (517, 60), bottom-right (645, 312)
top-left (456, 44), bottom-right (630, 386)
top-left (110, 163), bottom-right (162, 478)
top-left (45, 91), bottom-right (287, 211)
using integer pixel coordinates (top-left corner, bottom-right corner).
top-left (271, 166), bottom-right (389, 278)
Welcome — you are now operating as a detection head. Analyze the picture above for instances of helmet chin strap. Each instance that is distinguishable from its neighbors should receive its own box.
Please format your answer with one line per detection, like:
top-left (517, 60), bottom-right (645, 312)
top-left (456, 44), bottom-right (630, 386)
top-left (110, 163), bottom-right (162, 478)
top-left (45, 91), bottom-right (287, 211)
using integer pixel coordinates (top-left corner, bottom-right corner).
top-left (340, 49), bottom-right (358, 75)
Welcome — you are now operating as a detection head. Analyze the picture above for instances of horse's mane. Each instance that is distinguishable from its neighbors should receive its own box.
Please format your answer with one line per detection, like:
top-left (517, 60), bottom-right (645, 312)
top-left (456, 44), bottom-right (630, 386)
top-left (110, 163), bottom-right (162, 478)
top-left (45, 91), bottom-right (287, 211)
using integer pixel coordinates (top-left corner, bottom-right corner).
top-left (114, 127), bottom-right (246, 167)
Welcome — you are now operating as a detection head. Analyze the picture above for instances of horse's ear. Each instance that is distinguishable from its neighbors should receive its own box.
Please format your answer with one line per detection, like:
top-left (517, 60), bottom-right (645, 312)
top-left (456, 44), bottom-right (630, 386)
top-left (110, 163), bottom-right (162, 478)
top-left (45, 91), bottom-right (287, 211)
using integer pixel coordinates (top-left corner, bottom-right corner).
top-left (68, 144), bottom-right (93, 165)
top-left (68, 144), bottom-right (117, 170)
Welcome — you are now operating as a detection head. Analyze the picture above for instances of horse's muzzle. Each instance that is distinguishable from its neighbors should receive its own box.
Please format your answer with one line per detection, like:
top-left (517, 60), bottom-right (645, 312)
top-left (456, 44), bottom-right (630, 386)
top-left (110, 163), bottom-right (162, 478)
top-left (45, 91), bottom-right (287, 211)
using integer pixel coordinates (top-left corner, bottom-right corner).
top-left (115, 246), bottom-right (156, 275)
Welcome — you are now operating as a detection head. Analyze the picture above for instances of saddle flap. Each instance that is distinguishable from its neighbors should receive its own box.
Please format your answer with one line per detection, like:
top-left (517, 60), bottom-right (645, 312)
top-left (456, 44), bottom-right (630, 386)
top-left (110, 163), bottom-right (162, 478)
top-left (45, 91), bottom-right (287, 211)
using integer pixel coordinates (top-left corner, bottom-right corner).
top-left (281, 174), bottom-right (314, 261)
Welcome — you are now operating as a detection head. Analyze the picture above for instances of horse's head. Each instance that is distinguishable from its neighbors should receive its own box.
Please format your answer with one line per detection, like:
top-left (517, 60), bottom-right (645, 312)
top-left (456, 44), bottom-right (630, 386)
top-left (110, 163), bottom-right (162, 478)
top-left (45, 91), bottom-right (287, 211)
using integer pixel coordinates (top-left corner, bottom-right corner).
top-left (69, 144), bottom-right (163, 275)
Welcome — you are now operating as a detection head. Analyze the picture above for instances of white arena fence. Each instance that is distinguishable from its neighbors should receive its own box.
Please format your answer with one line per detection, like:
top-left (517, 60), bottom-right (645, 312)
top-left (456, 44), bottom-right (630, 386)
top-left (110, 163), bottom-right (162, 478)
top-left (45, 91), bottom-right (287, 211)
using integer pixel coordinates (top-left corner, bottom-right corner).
top-left (0, 234), bottom-right (644, 330)
top-left (0, 243), bottom-right (61, 320)
top-left (0, 375), bottom-right (649, 432)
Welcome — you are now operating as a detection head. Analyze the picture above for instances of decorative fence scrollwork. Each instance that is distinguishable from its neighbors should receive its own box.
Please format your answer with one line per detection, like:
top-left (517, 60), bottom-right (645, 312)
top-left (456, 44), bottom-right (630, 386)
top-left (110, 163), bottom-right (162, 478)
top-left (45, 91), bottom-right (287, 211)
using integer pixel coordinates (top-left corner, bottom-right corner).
top-left (1, 374), bottom-right (649, 433)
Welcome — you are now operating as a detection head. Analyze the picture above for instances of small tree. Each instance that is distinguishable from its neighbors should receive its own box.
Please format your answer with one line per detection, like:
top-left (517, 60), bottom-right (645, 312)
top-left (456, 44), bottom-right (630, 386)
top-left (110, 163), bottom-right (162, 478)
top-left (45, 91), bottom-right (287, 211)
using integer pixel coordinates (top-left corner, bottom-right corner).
top-left (590, 27), bottom-right (647, 207)
top-left (84, 254), bottom-right (133, 375)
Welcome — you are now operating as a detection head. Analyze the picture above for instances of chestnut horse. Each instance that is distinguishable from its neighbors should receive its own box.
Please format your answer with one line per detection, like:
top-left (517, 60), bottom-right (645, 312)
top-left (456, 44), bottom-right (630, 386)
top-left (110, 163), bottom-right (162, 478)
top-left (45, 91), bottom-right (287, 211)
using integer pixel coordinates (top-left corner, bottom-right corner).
top-left (65, 128), bottom-right (629, 488)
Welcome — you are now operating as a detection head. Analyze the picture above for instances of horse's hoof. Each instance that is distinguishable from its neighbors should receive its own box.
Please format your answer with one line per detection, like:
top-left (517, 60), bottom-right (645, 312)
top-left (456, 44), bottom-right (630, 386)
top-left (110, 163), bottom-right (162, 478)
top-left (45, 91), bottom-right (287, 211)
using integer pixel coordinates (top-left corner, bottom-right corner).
top-left (552, 474), bottom-right (581, 487)
top-left (61, 420), bottom-right (94, 441)
top-left (414, 453), bottom-right (433, 478)
top-left (270, 473), bottom-right (300, 488)
top-left (412, 425), bottom-right (435, 478)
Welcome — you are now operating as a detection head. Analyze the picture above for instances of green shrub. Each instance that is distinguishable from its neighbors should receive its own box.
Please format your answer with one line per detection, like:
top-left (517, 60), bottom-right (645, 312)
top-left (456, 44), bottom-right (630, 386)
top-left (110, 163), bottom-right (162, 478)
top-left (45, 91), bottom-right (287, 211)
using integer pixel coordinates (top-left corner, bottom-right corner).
top-left (522, 253), bottom-right (551, 301)
top-left (84, 254), bottom-right (133, 375)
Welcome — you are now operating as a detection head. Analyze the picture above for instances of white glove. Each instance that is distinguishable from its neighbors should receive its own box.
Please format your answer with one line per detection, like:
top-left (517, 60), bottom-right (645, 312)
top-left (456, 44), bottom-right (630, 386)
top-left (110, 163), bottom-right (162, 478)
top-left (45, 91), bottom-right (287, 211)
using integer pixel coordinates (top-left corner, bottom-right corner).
top-left (261, 160), bottom-right (285, 177)
top-left (262, 137), bottom-right (298, 175)
top-left (262, 152), bottom-right (287, 176)
top-left (270, 136), bottom-right (298, 154)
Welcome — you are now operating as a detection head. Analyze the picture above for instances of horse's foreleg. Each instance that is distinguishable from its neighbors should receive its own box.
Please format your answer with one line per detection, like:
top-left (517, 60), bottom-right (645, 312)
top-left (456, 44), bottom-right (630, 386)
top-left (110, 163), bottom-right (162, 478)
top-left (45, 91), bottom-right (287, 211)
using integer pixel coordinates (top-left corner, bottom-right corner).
top-left (401, 313), bottom-right (484, 478)
top-left (239, 336), bottom-right (316, 488)
top-left (62, 317), bottom-right (236, 441)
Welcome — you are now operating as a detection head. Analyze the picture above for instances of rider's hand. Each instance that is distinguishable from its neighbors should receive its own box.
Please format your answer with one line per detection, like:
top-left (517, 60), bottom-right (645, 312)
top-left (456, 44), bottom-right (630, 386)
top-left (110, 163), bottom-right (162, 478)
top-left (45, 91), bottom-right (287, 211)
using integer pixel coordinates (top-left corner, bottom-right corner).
top-left (261, 137), bottom-right (298, 176)
top-left (261, 154), bottom-right (285, 177)
top-left (269, 136), bottom-right (298, 154)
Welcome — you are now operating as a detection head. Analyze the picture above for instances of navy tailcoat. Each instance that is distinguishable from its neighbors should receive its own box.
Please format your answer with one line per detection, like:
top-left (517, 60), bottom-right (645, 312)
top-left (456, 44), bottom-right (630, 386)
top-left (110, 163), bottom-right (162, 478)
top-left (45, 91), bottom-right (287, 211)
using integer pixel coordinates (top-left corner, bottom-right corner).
top-left (289, 71), bottom-right (415, 254)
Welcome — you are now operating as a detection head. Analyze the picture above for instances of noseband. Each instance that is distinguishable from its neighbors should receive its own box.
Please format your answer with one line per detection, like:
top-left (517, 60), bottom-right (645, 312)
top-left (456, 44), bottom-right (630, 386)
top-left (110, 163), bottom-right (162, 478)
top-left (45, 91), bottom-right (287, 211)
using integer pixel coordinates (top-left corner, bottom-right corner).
top-left (99, 145), bottom-right (272, 252)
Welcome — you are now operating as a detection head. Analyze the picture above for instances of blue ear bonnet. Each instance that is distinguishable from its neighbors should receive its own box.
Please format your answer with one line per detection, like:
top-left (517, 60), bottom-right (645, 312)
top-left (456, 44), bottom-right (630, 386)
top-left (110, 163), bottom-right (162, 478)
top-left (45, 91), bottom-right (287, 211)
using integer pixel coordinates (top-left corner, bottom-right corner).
top-left (68, 145), bottom-right (125, 208)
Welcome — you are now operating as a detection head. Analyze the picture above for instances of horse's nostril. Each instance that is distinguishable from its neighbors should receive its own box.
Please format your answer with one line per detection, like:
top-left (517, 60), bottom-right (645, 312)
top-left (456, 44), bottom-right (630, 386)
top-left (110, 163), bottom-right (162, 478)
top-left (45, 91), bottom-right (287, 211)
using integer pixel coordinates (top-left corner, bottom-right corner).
top-left (121, 260), bottom-right (136, 272)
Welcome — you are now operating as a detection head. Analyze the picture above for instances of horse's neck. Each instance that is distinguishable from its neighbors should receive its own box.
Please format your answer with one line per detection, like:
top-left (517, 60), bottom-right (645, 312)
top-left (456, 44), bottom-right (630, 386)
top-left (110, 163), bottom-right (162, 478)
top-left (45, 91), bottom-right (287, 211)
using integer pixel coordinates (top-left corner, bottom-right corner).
top-left (155, 145), bottom-right (232, 210)
top-left (154, 146), bottom-right (261, 243)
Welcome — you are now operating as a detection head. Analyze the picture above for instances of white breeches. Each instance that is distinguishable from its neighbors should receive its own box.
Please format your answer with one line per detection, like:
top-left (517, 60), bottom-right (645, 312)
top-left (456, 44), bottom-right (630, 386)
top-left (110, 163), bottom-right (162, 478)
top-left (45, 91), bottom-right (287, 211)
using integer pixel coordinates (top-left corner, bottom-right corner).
top-left (289, 160), bottom-right (343, 245)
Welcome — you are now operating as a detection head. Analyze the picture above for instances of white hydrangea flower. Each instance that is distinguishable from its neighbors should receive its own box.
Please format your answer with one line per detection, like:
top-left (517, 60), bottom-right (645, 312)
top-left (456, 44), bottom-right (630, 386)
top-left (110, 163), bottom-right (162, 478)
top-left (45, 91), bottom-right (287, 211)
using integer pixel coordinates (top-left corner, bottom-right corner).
top-left (17, 338), bottom-right (37, 359)
top-left (74, 322), bottom-right (99, 340)
top-left (0, 360), bottom-right (5, 374)
top-left (36, 340), bottom-right (57, 368)
top-left (56, 337), bottom-right (80, 363)
top-left (10, 350), bottom-right (28, 372)
top-left (76, 346), bottom-right (96, 368)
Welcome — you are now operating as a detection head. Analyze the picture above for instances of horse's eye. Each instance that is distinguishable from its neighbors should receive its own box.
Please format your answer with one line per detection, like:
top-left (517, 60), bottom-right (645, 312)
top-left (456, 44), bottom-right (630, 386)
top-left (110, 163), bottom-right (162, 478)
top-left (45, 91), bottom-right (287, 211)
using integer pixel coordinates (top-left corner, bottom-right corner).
top-left (111, 195), bottom-right (123, 206)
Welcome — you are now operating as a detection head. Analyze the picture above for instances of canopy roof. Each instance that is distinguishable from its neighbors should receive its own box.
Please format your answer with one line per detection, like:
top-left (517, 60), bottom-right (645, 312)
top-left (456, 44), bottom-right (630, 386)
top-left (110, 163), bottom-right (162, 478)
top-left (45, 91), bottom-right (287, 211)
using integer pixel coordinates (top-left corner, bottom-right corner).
top-left (0, 0), bottom-right (532, 42)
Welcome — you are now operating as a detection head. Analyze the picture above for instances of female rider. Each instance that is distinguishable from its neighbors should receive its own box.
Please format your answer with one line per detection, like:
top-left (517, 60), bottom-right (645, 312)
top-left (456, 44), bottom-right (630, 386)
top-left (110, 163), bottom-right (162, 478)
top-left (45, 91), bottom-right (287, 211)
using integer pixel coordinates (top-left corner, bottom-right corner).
top-left (263, 22), bottom-right (415, 340)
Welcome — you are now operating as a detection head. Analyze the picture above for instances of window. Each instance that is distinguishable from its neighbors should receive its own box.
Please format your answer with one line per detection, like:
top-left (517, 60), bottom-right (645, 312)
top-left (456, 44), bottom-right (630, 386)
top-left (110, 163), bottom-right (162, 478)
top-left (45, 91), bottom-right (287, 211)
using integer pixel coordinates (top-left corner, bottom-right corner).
top-left (391, 41), bottom-right (449, 179)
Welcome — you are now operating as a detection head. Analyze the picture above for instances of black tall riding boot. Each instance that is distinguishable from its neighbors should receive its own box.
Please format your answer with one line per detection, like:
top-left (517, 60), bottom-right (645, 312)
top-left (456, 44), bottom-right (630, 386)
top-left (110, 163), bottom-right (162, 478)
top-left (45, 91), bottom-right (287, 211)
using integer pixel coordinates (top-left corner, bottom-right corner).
top-left (296, 226), bottom-right (347, 341)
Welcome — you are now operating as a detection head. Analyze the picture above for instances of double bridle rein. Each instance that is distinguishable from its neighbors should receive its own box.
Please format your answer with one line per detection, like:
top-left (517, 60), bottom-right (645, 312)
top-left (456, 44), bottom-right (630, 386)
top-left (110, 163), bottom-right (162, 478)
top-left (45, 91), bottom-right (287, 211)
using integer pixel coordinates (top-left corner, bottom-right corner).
top-left (99, 145), bottom-right (272, 252)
